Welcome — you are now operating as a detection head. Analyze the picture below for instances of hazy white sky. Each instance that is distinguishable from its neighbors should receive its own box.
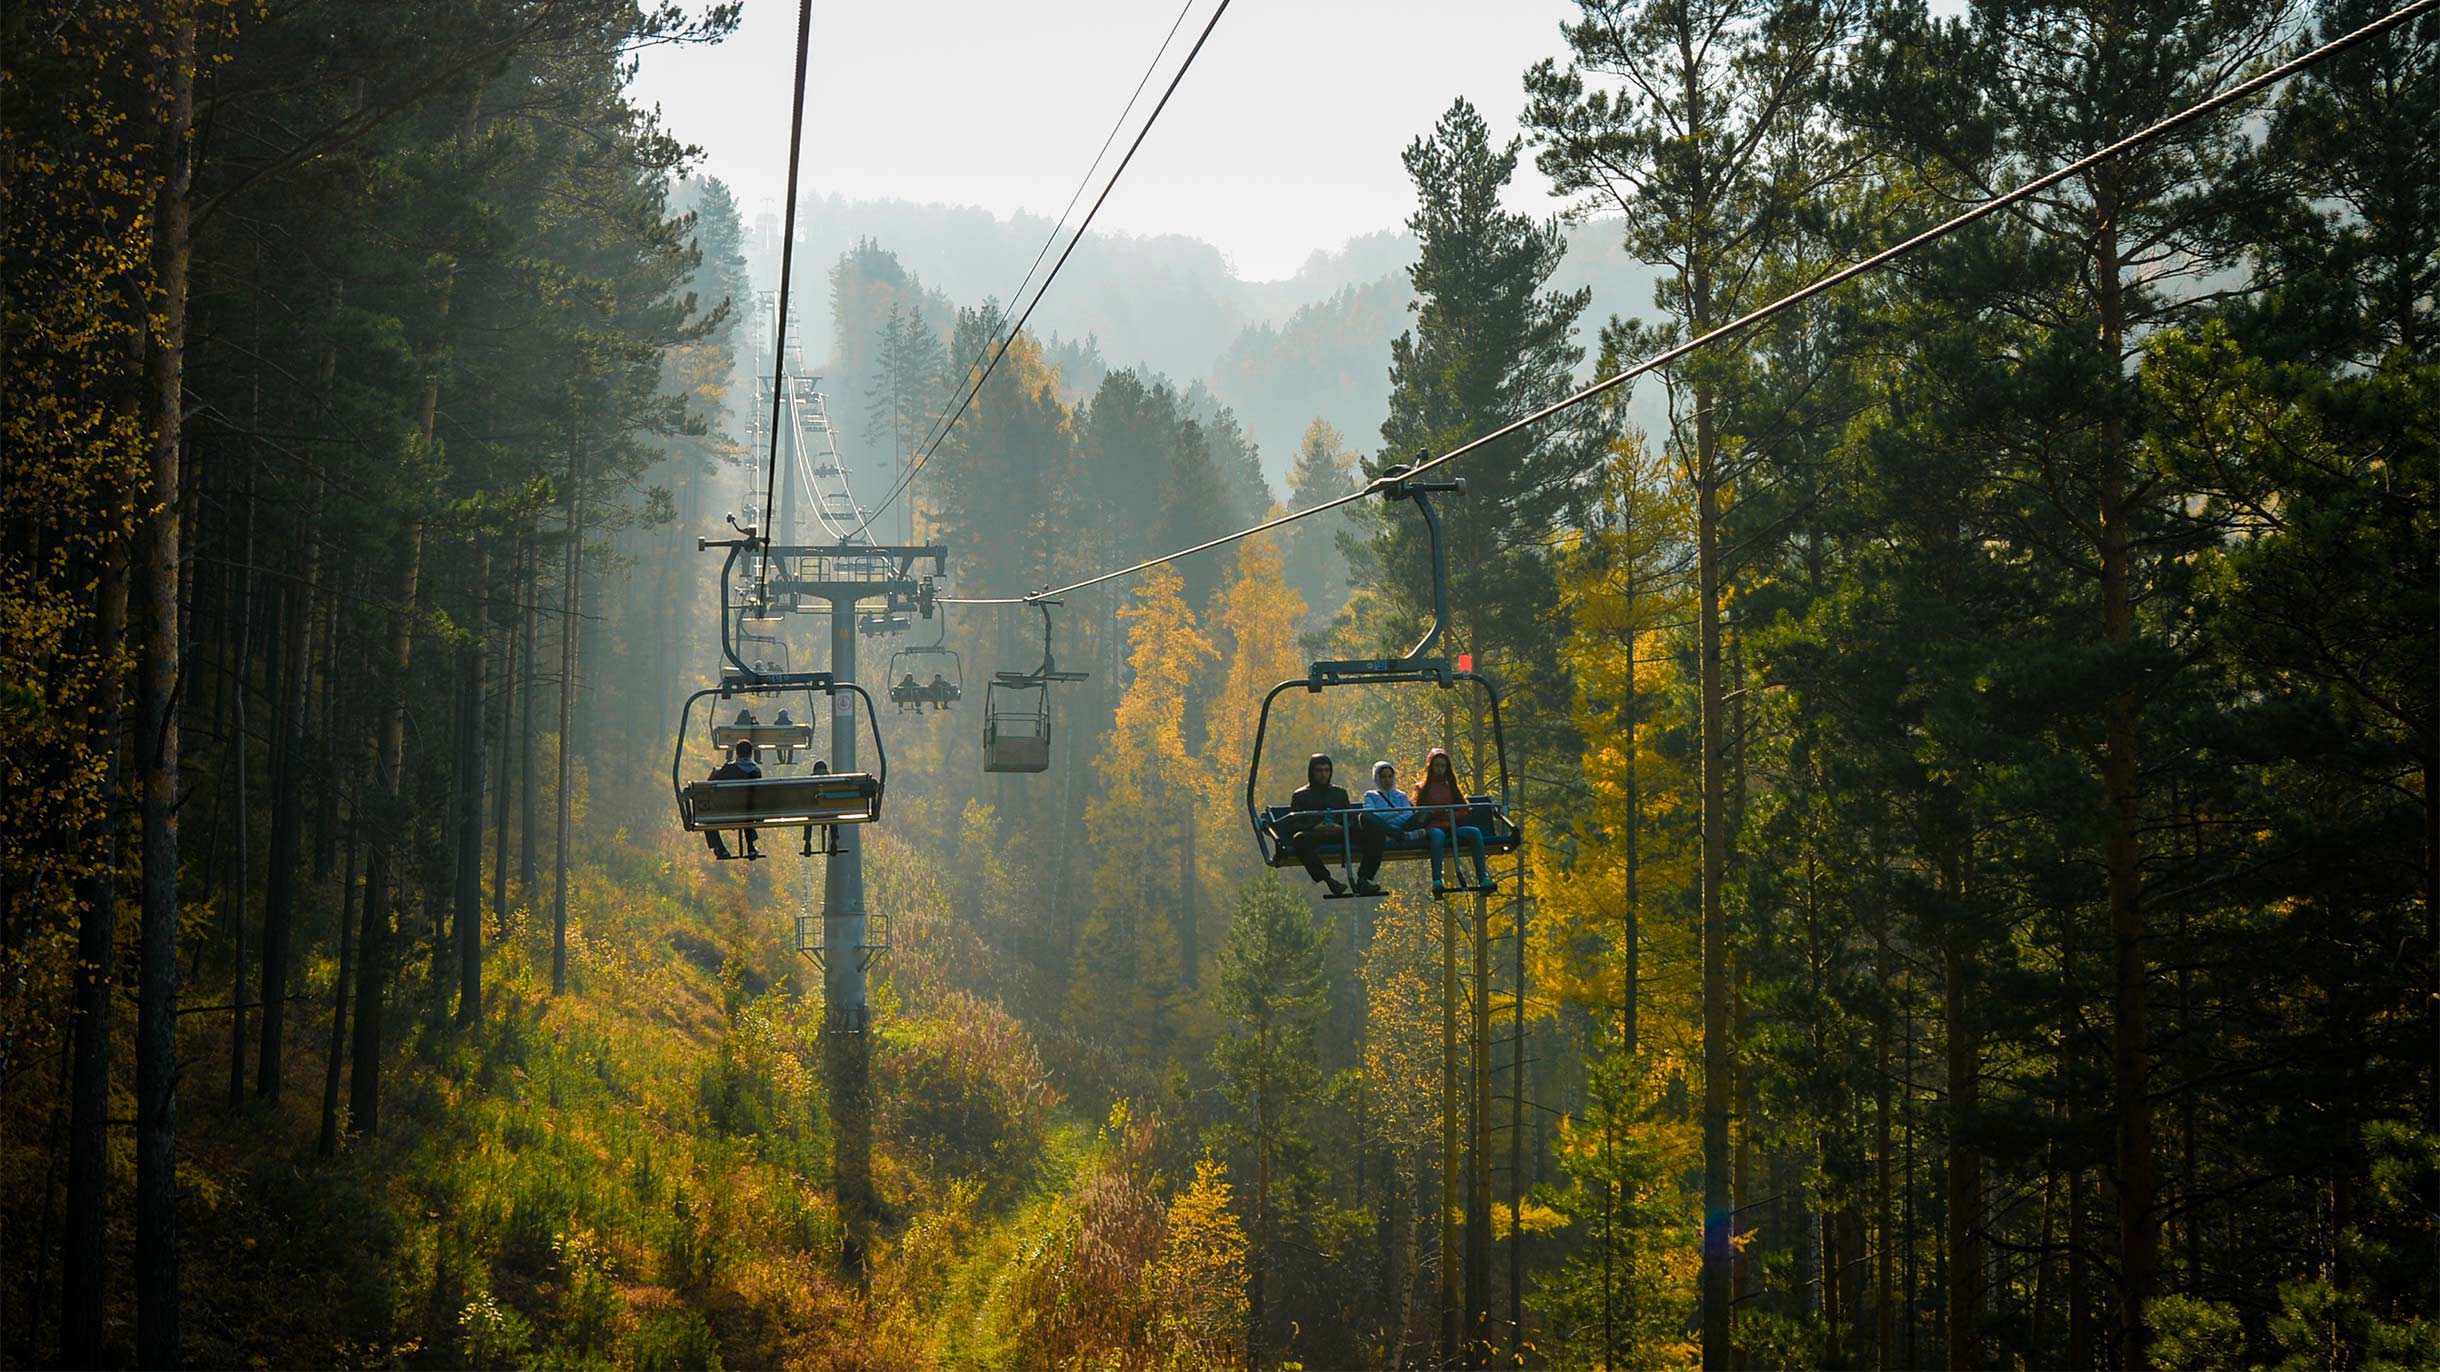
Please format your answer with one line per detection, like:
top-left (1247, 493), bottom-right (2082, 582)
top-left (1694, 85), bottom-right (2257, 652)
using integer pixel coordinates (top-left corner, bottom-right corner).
top-left (630, 0), bottom-right (1582, 281)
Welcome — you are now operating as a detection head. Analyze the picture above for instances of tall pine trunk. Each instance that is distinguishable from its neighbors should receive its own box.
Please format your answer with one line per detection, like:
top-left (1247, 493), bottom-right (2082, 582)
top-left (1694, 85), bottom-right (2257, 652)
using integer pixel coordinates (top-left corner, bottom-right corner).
top-left (1468, 888), bottom-right (1493, 1357)
top-left (490, 537), bottom-right (517, 924)
top-left (1942, 876), bottom-right (1982, 1371)
top-left (2094, 204), bottom-right (2157, 1365)
top-left (63, 533), bottom-right (131, 1366)
top-left (1874, 922), bottom-right (1896, 1371)
top-left (135, 10), bottom-right (198, 1358)
top-left (454, 539), bottom-right (488, 1025)
top-left (1440, 889), bottom-right (1460, 1362)
top-left (259, 287), bottom-right (336, 1097)
top-left (1696, 375), bottom-right (1732, 1370)
top-left (519, 537), bottom-right (539, 896)
top-left (348, 527), bottom-right (421, 1135)
top-left (552, 419), bottom-right (583, 995)
top-left (319, 761), bottom-right (363, 1157)
top-left (227, 463), bottom-right (257, 1110)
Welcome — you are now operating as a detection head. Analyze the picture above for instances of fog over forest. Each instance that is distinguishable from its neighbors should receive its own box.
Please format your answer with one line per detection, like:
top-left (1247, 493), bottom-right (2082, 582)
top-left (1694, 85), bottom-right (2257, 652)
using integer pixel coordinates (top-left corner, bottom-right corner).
top-left (756, 194), bottom-right (1666, 491)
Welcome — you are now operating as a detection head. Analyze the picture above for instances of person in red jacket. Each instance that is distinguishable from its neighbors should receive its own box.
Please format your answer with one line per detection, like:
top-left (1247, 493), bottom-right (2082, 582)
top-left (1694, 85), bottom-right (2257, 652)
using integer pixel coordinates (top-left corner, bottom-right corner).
top-left (1414, 747), bottom-right (1493, 896)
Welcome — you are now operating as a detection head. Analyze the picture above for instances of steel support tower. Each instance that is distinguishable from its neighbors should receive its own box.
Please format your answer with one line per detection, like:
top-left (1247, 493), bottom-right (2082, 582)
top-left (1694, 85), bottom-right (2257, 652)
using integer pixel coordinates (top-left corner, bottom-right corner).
top-left (756, 541), bottom-right (940, 1282)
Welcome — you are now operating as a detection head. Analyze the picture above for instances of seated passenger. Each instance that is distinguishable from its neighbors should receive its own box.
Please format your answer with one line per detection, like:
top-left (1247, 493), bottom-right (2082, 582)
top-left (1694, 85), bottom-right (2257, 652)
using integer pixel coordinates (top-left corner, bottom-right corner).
top-left (705, 739), bottom-right (762, 861)
top-left (897, 672), bottom-right (922, 709)
top-left (733, 706), bottom-right (758, 727)
top-left (773, 708), bottom-right (795, 728)
top-left (1415, 747), bottom-right (1493, 896)
top-left (1277, 752), bottom-right (1383, 898)
top-left (927, 672), bottom-right (954, 709)
top-left (1362, 760), bottom-right (1426, 846)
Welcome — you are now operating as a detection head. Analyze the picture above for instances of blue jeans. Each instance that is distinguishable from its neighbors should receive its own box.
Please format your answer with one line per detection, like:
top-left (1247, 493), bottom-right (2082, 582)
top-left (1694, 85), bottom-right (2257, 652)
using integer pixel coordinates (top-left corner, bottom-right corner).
top-left (1427, 826), bottom-right (1488, 887)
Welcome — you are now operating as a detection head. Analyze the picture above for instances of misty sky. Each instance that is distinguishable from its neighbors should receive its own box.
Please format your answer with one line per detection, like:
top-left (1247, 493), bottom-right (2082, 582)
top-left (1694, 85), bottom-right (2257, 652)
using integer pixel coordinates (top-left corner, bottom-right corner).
top-left (629, 0), bottom-right (1583, 282)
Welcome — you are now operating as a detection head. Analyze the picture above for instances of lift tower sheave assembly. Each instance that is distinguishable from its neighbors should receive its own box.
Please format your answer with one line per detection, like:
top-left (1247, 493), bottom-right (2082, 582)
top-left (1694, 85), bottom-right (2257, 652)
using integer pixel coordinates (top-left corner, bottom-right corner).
top-left (703, 535), bottom-right (944, 1283)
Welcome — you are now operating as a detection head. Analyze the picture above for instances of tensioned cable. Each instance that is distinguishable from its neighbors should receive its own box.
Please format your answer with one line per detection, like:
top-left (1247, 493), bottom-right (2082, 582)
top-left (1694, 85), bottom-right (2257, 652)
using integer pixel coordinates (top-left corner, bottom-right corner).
top-left (755, 0), bottom-right (818, 596)
top-left (792, 394), bottom-right (869, 544)
top-left (880, 0), bottom-right (1198, 518)
top-left (940, 0), bottom-right (2437, 607)
top-left (845, 0), bottom-right (1237, 543)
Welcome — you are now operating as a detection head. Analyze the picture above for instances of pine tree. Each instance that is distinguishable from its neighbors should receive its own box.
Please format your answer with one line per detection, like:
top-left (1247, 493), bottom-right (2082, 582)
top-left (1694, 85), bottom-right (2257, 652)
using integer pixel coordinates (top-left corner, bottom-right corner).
top-left (1853, 2), bottom-right (2294, 1354)
top-left (1526, 2), bottom-right (1856, 1356)
top-left (1282, 420), bottom-right (1357, 630)
top-left (1365, 96), bottom-right (1590, 703)
top-left (1212, 877), bottom-right (1331, 1363)
top-left (1075, 565), bottom-right (1215, 1054)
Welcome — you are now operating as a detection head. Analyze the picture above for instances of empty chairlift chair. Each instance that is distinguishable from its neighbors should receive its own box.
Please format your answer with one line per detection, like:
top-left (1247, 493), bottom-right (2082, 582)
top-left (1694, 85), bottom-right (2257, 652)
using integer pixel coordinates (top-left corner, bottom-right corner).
top-left (982, 678), bottom-right (1052, 772)
top-left (981, 598), bottom-right (1085, 774)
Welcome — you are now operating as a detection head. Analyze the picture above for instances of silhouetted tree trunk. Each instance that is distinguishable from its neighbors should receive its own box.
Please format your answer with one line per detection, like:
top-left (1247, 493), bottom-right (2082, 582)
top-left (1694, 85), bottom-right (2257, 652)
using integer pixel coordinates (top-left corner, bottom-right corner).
top-left (2094, 200), bottom-right (2158, 1366)
top-left (319, 760), bottom-right (364, 1157)
top-left (228, 460), bottom-right (257, 1110)
top-left (519, 535), bottom-right (539, 897)
top-left (314, 590), bottom-right (340, 879)
top-left (258, 284), bottom-right (336, 1098)
top-left (1874, 923), bottom-right (1896, 1371)
top-left (492, 537), bottom-right (518, 922)
top-left (1943, 866), bottom-right (1982, 1371)
top-left (1440, 891), bottom-right (1460, 1363)
top-left (62, 532), bottom-right (130, 1367)
top-left (454, 539), bottom-right (487, 1025)
top-left (1468, 889), bottom-right (1492, 1357)
top-left (1696, 382), bottom-right (1732, 1370)
top-left (135, 10), bottom-right (198, 1360)
top-left (552, 416), bottom-right (583, 995)
top-left (348, 526), bottom-right (420, 1136)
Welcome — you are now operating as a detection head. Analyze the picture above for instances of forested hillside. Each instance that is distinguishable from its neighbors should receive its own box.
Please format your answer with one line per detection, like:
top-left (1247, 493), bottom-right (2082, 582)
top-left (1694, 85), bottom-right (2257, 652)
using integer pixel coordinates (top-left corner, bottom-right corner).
top-left (3, 0), bottom-right (2434, 1370)
top-left (763, 198), bottom-right (1668, 492)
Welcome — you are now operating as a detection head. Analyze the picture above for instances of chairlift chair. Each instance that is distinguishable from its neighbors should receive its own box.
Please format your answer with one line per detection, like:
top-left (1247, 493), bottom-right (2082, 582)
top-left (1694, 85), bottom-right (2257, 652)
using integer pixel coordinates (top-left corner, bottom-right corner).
top-left (886, 615), bottom-right (963, 713)
top-left (1241, 462), bottom-right (1522, 890)
top-left (983, 598), bottom-right (1086, 773)
top-left (674, 673), bottom-right (885, 857)
top-left (678, 531), bottom-right (894, 857)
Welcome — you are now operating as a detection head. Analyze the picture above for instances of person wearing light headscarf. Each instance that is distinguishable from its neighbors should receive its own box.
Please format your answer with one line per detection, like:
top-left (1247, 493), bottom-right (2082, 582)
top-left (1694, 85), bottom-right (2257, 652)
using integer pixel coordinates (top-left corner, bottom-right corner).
top-left (1362, 759), bottom-right (1422, 827)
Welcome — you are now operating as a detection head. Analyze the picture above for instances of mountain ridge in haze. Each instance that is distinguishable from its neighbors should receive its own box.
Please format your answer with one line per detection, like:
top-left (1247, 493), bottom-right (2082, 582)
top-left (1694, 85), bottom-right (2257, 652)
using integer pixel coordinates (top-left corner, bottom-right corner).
top-left (755, 193), bottom-right (1666, 488)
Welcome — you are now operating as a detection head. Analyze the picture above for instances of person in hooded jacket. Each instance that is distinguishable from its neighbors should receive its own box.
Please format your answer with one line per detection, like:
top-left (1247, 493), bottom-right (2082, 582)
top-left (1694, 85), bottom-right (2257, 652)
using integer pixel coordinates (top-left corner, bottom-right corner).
top-left (1363, 760), bottom-right (1428, 837)
top-left (704, 739), bottom-right (764, 860)
top-left (1279, 752), bottom-right (1384, 896)
top-left (1415, 747), bottom-right (1493, 895)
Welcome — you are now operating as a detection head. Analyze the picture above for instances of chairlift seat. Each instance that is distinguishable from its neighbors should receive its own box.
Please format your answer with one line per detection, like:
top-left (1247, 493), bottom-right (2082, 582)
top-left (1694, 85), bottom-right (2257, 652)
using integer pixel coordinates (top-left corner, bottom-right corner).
top-left (1253, 799), bottom-right (1519, 869)
top-left (984, 733), bottom-right (1050, 773)
top-left (711, 722), bottom-right (816, 763)
top-left (679, 773), bottom-right (880, 831)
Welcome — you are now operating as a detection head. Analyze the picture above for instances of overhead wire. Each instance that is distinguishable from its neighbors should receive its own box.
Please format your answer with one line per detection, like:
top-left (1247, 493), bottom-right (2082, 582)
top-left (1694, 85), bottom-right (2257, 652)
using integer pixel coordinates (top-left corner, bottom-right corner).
top-left (940, 0), bottom-right (2438, 608)
top-left (845, 0), bottom-right (1237, 543)
top-left (882, 0), bottom-right (1199, 512)
top-left (754, 0), bottom-right (818, 598)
